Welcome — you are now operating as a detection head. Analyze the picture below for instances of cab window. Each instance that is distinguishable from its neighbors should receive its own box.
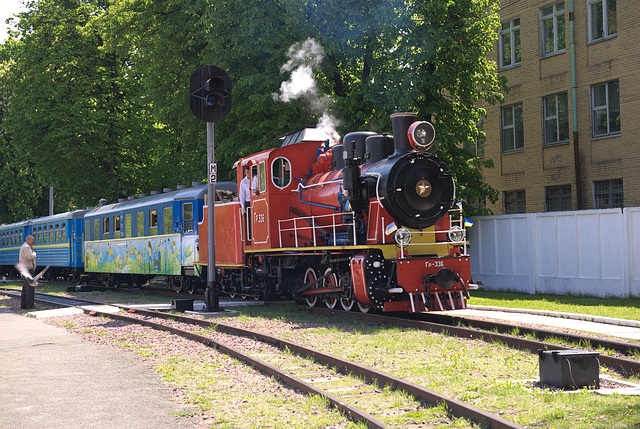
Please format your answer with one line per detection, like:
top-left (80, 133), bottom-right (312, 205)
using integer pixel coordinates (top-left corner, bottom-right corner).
top-left (271, 157), bottom-right (291, 188)
top-left (258, 161), bottom-right (266, 193)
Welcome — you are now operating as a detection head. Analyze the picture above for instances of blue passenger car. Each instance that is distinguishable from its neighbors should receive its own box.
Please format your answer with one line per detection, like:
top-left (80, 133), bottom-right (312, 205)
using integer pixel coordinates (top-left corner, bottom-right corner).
top-left (26, 210), bottom-right (89, 280)
top-left (82, 184), bottom-right (207, 291)
top-left (0, 220), bottom-right (30, 277)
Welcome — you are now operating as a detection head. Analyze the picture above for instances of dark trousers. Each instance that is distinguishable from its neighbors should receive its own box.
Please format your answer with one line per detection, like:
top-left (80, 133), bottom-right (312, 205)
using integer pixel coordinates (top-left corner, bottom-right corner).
top-left (21, 269), bottom-right (35, 309)
top-left (244, 202), bottom-right (252, 241)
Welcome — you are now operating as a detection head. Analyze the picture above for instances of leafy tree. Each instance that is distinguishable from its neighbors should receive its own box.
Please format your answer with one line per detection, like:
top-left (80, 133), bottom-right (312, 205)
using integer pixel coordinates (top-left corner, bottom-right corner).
top-left (0, 0), bottom-right (504, 221)
top-left (4, 0), bottom-right (165, 213)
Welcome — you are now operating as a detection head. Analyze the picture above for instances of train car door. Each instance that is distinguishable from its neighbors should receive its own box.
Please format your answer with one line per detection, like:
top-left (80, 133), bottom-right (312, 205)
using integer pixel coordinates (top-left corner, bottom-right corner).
top-left (251, 161), bottom-right (269, 245)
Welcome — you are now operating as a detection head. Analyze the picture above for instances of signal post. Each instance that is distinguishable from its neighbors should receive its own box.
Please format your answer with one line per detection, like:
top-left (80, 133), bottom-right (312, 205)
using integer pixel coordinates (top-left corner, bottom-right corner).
top-left (189, 65), bottom-right (231, 312)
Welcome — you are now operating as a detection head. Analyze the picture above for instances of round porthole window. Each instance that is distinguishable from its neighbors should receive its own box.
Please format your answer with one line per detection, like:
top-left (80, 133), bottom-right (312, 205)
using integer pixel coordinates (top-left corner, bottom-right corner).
top-left (271, 157), bottom-right (291, 189)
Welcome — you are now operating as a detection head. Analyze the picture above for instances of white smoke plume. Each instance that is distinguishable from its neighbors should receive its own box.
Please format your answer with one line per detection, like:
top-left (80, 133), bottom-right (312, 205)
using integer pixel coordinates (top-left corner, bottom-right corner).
top-left (272, 38), bottom-right (341, 142)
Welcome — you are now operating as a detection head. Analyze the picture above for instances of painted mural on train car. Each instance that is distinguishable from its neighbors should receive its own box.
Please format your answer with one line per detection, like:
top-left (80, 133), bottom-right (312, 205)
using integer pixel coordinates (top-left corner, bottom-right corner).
top-left (84, 235), bottom-right (198, 276)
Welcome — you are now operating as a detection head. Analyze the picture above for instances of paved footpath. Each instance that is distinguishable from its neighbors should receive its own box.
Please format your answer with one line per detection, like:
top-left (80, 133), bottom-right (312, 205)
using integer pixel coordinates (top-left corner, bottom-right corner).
top-left (452, 306), bottom-right (640, 341)
top-left (0, 308), bottom-right (199, 429)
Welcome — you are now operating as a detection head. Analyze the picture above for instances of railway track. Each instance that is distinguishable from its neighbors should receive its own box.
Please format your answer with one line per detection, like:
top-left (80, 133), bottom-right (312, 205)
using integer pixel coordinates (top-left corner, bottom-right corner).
top-left (310, 307), bottom-right (640, 376)
top-left (1, 290), bottom-right (523, 429)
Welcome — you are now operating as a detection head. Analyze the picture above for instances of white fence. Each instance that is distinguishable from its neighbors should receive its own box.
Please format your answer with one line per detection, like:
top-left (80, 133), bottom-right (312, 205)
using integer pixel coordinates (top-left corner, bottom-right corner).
top-left (468, 207), bottom-right (640, 297)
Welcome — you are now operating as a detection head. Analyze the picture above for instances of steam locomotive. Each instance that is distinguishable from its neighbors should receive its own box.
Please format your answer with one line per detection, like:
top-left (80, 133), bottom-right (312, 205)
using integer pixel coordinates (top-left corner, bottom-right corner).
top-left (0, 112), bottom-right (473, 313)
top-left (202, 112), bottom-right (473, 312)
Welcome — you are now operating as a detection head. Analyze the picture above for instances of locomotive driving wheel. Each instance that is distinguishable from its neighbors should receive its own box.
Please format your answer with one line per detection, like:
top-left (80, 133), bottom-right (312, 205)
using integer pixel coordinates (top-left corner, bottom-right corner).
top-left (340, 298), bottom-right (355, 311)
top-left (303, 267), bottom-right (318, 307)
top-left (322, 268), bottom-right (338, 309)
top-left (357, 302), bottom-right (373, 313)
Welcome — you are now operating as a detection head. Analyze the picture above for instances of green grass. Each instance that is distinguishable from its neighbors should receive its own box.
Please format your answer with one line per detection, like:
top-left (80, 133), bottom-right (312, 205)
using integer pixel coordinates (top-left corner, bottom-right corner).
top-left (208, 303), bottom-right (640, 428)
top-left (469, 289), bottom-right (640, 321)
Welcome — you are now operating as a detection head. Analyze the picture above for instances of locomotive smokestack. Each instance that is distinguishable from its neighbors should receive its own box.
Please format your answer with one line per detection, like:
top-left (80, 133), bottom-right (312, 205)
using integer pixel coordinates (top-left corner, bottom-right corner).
top-left (391, 112), bottom-right (417, 155)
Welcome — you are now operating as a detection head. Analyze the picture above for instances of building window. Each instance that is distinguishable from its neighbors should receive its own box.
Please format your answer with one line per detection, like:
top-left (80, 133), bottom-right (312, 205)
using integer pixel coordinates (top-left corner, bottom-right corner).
top-left (499, 18), bottom-right (521, 69)
top-left (594, 179), bottom-right (623, 208)
top-left (543, 93), bottom-right (569, 145)
top-left (464, 117), bottom-right (485, 157)
top-left (541, 2), bottom-right (566, 56)
top-left (504, 190), bottom-right (526, 214)
top-left (502, 104), bottom-right (524, 152)
top-left (545, 185), bottom-right (572, 211)
top-left (591, 80), bottom-right (620, 137)
top-left (589, 0), bottom-right (617, 42)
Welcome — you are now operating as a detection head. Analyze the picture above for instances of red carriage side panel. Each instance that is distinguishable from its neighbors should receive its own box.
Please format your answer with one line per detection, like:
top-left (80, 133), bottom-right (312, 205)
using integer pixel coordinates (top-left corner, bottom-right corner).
top-left (198, 203), bottom-right (244, 266)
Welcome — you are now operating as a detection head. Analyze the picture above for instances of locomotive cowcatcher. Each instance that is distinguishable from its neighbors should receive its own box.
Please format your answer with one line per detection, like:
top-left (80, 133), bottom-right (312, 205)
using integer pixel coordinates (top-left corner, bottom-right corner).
top-left (198, 112), bottom-right (475, 313)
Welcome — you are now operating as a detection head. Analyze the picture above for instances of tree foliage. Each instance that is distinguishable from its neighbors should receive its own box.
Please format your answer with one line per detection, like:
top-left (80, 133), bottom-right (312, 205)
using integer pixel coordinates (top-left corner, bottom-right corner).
top-left (0, 0), bottom-right (505, 223)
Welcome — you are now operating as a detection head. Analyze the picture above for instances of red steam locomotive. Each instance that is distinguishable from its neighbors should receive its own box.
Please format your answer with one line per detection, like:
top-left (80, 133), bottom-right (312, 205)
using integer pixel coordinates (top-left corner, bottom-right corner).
top-left (198, 112), bottom-right (474, 313)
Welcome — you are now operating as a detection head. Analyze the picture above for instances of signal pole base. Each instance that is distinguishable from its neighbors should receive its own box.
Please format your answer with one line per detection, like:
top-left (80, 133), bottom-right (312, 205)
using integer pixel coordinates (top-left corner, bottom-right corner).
top-left (203, 283), bottom-right (223, 312)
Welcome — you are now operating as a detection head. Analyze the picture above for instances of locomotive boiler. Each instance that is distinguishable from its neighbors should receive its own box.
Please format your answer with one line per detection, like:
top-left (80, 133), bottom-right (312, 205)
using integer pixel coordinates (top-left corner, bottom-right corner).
top-left (200, 112), bottom-right (474, 313)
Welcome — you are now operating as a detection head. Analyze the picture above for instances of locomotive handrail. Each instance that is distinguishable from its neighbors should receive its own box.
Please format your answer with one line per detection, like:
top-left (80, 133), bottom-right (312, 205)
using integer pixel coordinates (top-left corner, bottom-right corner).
top-left (278, 211), bottom-right (357, 248)
top-left (294, 180), bottom-right (342, 211)
top-left (362, 172), bottom-right (383, 202)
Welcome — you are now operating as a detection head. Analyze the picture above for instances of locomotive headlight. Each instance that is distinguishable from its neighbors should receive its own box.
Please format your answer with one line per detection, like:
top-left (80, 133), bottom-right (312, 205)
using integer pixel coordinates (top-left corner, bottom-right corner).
top-left (407, 121), bottom-right (436, 151)
top-left (448, 226), bottom-right (464, 243)
top-left (394, 227), bottom-right (412, 246)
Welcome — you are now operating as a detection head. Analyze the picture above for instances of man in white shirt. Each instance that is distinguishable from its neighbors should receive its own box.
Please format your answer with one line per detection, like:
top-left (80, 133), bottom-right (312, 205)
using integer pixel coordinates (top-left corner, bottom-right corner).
top-left (19, 235), bottom-right (36, 309)
top-left (239, 166), bottom-right (252, 242)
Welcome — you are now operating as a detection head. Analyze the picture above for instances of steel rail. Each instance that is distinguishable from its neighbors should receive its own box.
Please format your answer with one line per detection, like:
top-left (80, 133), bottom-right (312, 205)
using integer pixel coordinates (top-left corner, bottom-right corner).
top-left (120, 306), bottom-right (523, 429)
top-left (86, 307), bottom-right (386, 429)
top-left (310, 308), bottom-right (640, 376)
top-left (416, 312), bottom-right (640, 356)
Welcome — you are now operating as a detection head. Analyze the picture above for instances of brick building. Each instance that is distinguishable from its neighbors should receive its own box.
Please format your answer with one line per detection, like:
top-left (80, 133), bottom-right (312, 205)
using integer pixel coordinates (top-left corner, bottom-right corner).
top-left (480, 0), bottom-right (637, 214)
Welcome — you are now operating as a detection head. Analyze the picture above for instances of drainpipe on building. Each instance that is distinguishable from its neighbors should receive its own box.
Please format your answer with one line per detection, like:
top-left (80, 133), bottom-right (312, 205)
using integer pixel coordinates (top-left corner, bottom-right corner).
top-left (569, 0), bottom-right (584, 209)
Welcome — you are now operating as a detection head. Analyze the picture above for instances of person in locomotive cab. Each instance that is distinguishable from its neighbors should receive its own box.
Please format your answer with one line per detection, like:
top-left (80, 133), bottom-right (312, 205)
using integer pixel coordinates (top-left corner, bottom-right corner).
top-left (19, 235), bottom-right (37, 309)
top-left (251, 164), bottom-right (259, 196)
top-left (239, 166), bottom-right (252, 242)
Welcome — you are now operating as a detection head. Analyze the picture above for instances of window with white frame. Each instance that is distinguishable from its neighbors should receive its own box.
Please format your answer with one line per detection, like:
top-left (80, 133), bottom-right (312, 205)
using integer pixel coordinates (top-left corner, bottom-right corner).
top-left (501, 104), bottom-right (524, 152)
top-left (543, 92), bottom-right (569, 145)
top-left (504, 190), bottom-right (526, 214)
top-left (591, 80), bottom-right (620, 137)
top-left (593, 179), bottom-right (623, 208)
top-left (541, 2), bottom-right (566, 56)
top-left (589, 0), bottom-right (617, 42)
top-left (464, 117), bottom-right (485, 157)
top-left (545, 185), bottom-right (572, 211)
top-left (499, 18), bottom-right (521, 69)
